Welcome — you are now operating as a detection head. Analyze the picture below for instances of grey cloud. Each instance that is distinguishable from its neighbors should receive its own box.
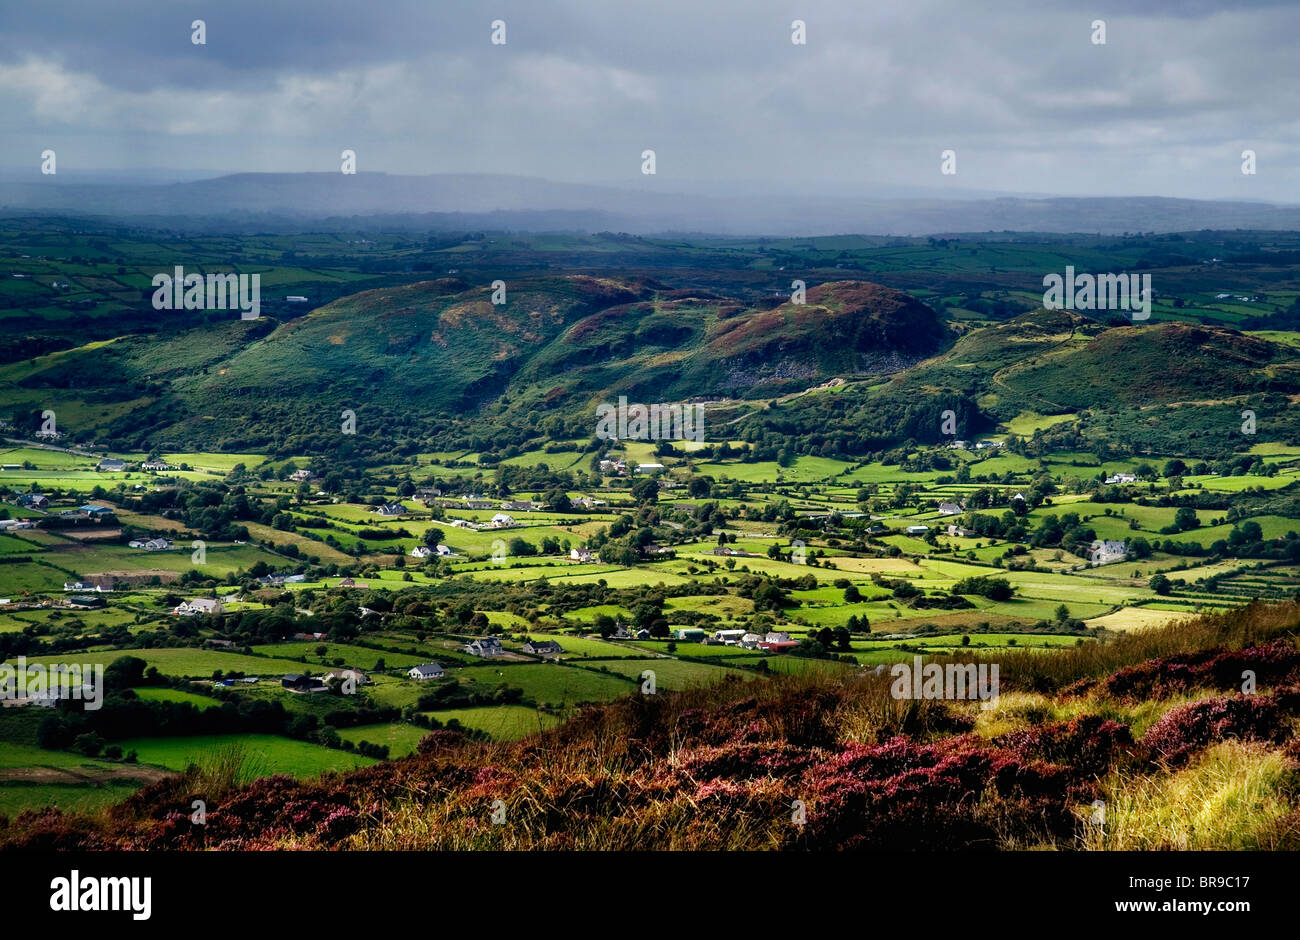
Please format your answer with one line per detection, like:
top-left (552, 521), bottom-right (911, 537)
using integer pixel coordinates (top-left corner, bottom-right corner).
top-left (1, 0), bottom-right (1297, 202)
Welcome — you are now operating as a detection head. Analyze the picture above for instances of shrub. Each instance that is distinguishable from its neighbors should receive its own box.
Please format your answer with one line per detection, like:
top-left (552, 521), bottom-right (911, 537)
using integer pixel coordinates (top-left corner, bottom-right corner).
top-left (1143, 695), bottom-right (1286, 765)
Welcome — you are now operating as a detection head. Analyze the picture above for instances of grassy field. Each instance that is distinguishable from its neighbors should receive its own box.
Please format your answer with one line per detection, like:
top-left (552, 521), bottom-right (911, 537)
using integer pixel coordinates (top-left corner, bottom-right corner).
top-left (131, 687), bottom-right (223, 708)
top-left (589, 658), bottom-right (752, 690)
top-left (113, 733), bottom-right (375, 777)
top-left (1, 648), bottom-right (322, 679)
top-left (423, 705), bottom-right (561, 740)
top-left (335, 722), bottom-right (430, 757)
top-left (458, 662), bottom-right (636, 706)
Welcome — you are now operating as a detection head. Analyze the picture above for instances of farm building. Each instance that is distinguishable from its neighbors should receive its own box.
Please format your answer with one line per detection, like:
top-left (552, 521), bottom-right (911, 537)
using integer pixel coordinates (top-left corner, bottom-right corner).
top-left (281, 674), bottom-right (326, 693)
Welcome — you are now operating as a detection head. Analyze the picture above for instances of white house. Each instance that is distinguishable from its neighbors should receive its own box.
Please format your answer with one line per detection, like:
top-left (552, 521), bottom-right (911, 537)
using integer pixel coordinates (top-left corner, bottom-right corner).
top-left (1105, 473), bottom-right (1137, 485)
top-left (63, 581), bottom-right (110, 592)
top-left (323, 668), bottom-right (369, 686)
top-left (522, 639), bottom-right (564, 657)
top-left (410, 545), bottom-right (435, 558)
top-left (289, 469), bottom-right (314, 482)
top-left (129, 537), bottom-right (173, 551)
top-left (176, 598), bottom-right (223, 616)
top-left (739, 633), bottom-right (764, 649)
top-left (464, 636), bottom-right (505, 658)
top-left (937, 502), bottom-right (963, 516)
top-left (1088, 539), bottom-right (1128, 566)
top-left (490, 513), bottom-right (515, 529)
top-left (570, 547), bottom-right (593, 562)
top-left (408, 663), bottom-right (446, 680)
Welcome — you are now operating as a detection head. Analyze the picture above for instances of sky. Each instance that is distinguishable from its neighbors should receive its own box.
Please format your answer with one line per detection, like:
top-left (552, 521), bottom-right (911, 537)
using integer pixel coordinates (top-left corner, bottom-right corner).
top-left (2, 0), bottom-right (1298, 201)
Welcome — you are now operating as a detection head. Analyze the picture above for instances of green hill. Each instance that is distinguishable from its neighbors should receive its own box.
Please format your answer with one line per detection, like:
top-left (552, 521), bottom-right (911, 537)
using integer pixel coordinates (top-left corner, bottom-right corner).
top-left (4, 270), bottom-right (1298, 460)
top-left (0, 277), bottom-right (947, 452)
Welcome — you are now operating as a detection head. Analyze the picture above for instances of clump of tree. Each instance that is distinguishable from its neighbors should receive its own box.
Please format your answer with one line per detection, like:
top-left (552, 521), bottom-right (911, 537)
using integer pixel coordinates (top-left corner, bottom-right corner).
top-left (950, 576), bottom-right (1015, 602)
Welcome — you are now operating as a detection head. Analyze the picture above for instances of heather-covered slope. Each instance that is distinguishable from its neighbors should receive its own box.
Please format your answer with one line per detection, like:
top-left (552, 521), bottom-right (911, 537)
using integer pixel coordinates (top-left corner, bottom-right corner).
top-left (8, 602), bottom-right (1300, 851)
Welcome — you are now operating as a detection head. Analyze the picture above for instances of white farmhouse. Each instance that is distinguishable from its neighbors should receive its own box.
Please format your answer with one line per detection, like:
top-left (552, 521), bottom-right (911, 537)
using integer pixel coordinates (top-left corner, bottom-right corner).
top-left (176, 597), bottom-right (223, 616)
top-left (1088, 539), bottom-right (1127, 566)
top-left (408, 663), bottom-right (446, 680)
top-left (464, 636), bottom-right (505, 658)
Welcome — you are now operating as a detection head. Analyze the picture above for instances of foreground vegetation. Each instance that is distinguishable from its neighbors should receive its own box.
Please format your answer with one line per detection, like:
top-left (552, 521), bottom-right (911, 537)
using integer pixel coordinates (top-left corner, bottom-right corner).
top-left (6, 600), bottom-right (1300, 850)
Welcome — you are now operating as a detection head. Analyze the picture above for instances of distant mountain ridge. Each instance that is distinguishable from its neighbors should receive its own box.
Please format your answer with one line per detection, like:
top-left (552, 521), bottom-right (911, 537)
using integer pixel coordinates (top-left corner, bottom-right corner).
top-left (5, 172), bottom-right (1300, 236)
